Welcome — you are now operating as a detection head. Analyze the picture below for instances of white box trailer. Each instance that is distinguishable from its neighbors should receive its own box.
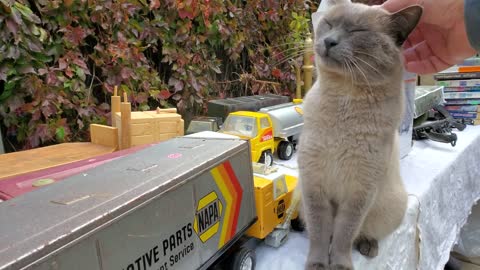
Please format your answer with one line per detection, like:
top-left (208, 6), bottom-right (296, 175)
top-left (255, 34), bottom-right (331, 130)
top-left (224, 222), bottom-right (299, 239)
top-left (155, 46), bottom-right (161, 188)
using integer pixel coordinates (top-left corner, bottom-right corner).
top-left (0, 137), bottom-right (256, 270)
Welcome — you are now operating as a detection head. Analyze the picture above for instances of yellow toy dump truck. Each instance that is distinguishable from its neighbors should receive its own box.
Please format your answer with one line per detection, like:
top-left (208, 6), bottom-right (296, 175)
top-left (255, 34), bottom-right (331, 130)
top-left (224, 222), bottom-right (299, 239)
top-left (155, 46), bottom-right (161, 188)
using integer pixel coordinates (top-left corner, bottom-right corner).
top-left (219, 100), bottom-right (304, 166)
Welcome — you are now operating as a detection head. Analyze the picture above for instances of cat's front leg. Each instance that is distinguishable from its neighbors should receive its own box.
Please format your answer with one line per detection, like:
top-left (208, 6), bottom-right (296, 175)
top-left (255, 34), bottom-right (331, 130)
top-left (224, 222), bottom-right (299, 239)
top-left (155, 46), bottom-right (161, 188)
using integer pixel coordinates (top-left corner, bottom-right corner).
top-left (329, 187), bottom-right (376, 270)
top-left (302, 187), bottom-right (334, 270)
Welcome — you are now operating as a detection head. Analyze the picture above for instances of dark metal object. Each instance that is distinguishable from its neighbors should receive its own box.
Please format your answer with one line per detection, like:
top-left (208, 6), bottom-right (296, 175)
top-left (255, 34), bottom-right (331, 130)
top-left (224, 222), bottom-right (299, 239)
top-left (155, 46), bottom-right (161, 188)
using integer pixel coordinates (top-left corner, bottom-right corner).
top-left (412, 105), bottom-right (467, 146)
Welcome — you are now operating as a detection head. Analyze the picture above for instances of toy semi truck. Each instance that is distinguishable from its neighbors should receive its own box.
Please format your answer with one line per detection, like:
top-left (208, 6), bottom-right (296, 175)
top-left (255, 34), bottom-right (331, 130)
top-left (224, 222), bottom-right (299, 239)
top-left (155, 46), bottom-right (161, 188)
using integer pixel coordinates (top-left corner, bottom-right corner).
top-left (0, 137), bottom-right (299, 270)
top-left (219, 100), bottom-right (304, 166)
top-left (186, 94), bottom-right (289, 134)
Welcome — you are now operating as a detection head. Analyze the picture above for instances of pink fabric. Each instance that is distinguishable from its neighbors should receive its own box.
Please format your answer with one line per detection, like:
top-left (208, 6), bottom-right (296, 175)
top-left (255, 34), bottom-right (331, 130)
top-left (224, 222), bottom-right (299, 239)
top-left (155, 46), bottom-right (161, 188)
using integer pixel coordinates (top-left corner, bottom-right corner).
top-left (0, 144), bottom-right (151, 200)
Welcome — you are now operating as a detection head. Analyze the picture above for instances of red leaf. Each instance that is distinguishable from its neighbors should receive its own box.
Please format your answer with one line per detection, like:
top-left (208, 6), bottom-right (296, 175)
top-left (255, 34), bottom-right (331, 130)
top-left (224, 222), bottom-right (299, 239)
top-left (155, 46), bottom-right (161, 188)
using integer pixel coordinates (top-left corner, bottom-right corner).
top-left (35, 124), bottom-right (51, 143)
top-left (58, 58), bottom-right (67, 70)
top-left (41, 100), bottom-right (57, 118)
top-left (65, 66), bottom-right (74, 78)
top-left (135, 92), bottom-right (148, 104)
top-left (45, 71), bottom-right (58, 85)
top-left (57, 118), bottom-right (67, 126)
top-left (77, 107), bottom-right (92, 117)
top-left (178, 10), bottom-right (190, 19)
top-left (5, 18), bottom-right (18, 35)
top-left (271, 68), bottom-right (282, 79)
top-left (159, 89), bottom-right (172, 100)
top-left (64, 26), bottom-right (87, 46)
top-left (149, 0), bottom-right (160, 9)
top-left (189, 71), bottom-right (200, 91)
top-left (73, 58), bottom-right (89, 72)
top-left (28, 134), bottom-right (40, 148)
top-left (32, 109), bottom-right (41, 121)
top-left (120, 67), bottom-right (133, 80)
top-left (168, 77), bottom-right (184, 92)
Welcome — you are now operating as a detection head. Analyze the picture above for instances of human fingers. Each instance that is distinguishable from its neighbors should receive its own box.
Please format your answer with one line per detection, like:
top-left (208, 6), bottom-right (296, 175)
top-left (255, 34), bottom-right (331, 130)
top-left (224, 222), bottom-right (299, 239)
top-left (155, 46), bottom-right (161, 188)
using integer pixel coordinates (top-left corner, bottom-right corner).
top-left (404, 45), bottom-right (451, 74)
top-left (406, 58), bottom-right (450, 74)
top-left (403, 38), bottom-right (451, 74)
top-left (404, 27), bottom-right (425, 48)
top-left (403, 40), bottom-right (450, 66)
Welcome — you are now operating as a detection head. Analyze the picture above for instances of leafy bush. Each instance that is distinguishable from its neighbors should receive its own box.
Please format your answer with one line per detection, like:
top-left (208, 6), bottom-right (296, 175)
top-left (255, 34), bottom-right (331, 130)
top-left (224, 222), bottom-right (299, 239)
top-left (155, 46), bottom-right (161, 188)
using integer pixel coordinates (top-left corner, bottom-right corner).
top-left (0, 0), bottom-right (315, 151)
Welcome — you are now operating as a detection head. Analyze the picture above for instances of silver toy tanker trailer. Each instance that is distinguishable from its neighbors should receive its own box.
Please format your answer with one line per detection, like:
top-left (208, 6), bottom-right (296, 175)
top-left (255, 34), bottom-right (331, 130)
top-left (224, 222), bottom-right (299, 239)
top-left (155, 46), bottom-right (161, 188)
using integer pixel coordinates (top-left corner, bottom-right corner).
top-left (0, 138), bottom-right (257, 270)
top-left (186, 94), bottom-right (290, 135)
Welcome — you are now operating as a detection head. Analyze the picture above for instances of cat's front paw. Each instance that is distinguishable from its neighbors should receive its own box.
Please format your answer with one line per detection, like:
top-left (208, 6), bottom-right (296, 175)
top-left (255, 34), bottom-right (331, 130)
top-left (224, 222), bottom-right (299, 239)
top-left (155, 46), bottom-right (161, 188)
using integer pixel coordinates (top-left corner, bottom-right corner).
top-left (329, 255), bottom-right (352, 270)
top-left (330, 264), bottom-right (352, 270)
top-left (305, 262), bottom-right (328, 270)
top-left (355, 236), bottom-right (379, 258)
top-left (305, 246), bottom-right (329, 270)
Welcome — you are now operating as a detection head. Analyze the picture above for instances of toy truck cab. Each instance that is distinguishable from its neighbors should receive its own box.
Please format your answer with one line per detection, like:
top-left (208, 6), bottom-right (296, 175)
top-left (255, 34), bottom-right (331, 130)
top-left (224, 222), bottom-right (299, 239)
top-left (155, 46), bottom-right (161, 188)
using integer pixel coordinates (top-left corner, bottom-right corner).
top-left (220, 111), bottom-right (276, 165)
top-left (219, 100), bottom-right (304, 166)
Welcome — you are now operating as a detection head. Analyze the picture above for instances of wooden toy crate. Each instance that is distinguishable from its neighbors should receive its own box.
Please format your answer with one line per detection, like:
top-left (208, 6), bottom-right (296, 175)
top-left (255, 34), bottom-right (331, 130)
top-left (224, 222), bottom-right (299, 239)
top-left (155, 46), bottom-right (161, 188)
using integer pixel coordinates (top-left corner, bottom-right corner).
top-left (114, 110), bottom-right (184, 146)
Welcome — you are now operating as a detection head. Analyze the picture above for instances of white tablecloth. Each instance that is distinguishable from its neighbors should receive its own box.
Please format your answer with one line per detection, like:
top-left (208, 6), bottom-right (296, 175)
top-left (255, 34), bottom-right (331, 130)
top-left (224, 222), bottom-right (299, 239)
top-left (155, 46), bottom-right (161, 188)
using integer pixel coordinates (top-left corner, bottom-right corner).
top-left (256, 126), bottom-right (480, 270)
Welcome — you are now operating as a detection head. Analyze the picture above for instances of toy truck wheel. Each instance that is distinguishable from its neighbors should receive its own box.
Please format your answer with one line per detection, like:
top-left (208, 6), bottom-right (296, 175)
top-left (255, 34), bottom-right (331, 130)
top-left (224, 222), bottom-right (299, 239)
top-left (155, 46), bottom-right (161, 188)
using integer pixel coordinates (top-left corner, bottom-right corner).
top-left (231, 246), bottom-right (256, 270)
top-left (258, 151), bottom-right (273, 166)
top-left (291, 217), bottom-right (305, 232)
top-left (278, 141), bottom-right (294, 160)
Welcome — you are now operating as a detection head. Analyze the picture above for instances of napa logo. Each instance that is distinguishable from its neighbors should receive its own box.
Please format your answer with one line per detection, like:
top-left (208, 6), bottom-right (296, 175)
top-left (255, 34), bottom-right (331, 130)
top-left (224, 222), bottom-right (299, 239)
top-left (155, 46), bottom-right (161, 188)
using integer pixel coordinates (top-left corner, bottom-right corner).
top-left (194, 191), bottom-right (223, 243)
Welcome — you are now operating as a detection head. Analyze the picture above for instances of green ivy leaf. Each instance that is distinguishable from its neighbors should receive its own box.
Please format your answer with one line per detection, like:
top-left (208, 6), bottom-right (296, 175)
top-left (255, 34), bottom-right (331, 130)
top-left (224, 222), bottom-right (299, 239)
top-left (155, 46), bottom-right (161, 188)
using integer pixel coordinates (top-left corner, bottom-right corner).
top-left (55, 126), bottom-right (65, 142)
top-left (14, 2), bottom-right (41, 24)
top-left (75, 66), bottom-right (86, 81)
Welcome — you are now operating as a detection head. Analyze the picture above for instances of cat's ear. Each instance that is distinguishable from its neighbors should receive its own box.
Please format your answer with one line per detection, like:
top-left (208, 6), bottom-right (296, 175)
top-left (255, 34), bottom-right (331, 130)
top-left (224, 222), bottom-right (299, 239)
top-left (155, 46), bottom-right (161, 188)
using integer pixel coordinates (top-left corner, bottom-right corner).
top-left (322, 0), bottom-right (351, 8)
top-left (389, 5), bottom-right (423, 46)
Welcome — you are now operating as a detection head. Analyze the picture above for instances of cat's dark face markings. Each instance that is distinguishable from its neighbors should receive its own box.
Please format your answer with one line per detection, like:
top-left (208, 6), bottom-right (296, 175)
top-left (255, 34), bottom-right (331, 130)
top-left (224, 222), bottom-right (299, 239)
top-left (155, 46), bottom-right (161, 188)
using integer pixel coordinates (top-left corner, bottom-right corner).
top-left (314, 3), bottom-right (422, 83)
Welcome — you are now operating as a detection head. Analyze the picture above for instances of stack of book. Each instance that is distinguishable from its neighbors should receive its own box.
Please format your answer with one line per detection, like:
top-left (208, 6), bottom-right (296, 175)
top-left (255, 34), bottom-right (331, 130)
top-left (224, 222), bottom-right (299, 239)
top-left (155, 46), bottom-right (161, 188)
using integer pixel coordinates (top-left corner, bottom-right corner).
top-left (435, 58), bottom-right (480, 125)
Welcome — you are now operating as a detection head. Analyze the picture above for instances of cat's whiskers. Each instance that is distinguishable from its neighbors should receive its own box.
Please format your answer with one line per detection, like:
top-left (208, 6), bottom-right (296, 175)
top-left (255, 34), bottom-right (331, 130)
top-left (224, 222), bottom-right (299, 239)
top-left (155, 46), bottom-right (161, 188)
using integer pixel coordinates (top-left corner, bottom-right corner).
top-left (352, 50), bottom-right (383, 62)
top-left (341, 55), bottom-right (355, 89)
top-left (348, 56), bottom-right (374, 96)
top-left (271, 49), bottom-right (314, 67)
top-left (352, 55), bottom-right (381, 75)
top-left (271, 46), bottom-right (314, 60)
top-left (254, 39), bottom-right (312, 50)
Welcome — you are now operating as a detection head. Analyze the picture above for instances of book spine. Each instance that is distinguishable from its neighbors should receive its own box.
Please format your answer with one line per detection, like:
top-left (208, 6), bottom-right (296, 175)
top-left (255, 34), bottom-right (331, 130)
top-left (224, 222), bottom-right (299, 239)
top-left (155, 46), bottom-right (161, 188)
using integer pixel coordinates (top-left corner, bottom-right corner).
top-left (458, 66), bottom-right (480, 73)
top-left (449, 112), bottom-right (480, 119)
top-left (445, 99), bottom-right (480, 105)
top-left (437, 79), bottom-right (480, 87)
top-left (434, 72), bottom-right (480, 80)
top-left (444, 105), bottom-right (480, 112)
top-left (443, 92), bottom-right (480, 99)
top-left (443, 86), bottom-right (480, 92)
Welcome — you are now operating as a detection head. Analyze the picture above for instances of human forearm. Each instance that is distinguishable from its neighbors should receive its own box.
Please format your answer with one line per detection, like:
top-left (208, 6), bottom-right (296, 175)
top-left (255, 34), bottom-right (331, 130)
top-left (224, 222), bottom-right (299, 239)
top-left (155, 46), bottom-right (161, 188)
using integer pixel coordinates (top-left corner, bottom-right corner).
top-left (465, 0), bottom-right (480, 52)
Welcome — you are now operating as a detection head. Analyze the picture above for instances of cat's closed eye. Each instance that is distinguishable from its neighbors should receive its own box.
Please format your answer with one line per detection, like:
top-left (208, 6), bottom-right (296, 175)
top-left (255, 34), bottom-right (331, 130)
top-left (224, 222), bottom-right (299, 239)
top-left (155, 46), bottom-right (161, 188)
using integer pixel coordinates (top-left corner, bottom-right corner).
top-left (349, 28), bottom-right (368, 33)
top-left (324, 19), bottom-right (333, 29)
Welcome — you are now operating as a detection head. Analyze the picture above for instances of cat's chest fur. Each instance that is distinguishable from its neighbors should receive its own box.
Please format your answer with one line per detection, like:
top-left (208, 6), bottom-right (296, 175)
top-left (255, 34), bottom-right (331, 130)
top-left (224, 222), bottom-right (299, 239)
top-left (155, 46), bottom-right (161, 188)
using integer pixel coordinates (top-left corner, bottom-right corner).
top-left (299, 80), bottom-right (403, 157)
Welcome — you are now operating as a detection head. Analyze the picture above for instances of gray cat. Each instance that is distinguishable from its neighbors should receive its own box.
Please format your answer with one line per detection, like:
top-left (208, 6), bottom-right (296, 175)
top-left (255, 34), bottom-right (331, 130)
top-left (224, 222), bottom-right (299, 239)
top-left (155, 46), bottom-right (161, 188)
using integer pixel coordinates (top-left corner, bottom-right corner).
top-left (297, 1), bottom-right (422, 269)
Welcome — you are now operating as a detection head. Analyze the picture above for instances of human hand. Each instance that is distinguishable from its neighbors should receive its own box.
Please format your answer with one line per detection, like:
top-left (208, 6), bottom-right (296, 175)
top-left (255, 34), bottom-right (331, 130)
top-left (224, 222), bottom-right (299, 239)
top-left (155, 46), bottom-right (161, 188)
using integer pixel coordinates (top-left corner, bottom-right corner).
top-left (382, 0), bottom-right (477, 74)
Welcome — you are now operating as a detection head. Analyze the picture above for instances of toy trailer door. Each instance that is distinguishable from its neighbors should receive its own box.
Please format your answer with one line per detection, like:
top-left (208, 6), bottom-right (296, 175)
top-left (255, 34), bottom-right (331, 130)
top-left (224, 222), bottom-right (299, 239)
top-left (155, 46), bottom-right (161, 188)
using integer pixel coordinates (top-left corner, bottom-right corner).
top-left (0, 137), bottom-right (256, 270)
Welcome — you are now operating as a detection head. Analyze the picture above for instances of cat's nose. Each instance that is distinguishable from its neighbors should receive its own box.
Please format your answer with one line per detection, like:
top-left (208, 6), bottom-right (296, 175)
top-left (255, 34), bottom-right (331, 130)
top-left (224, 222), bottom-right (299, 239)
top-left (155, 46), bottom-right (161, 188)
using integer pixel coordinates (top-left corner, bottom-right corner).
top-left (324, 37), bottom-right (338, 51)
